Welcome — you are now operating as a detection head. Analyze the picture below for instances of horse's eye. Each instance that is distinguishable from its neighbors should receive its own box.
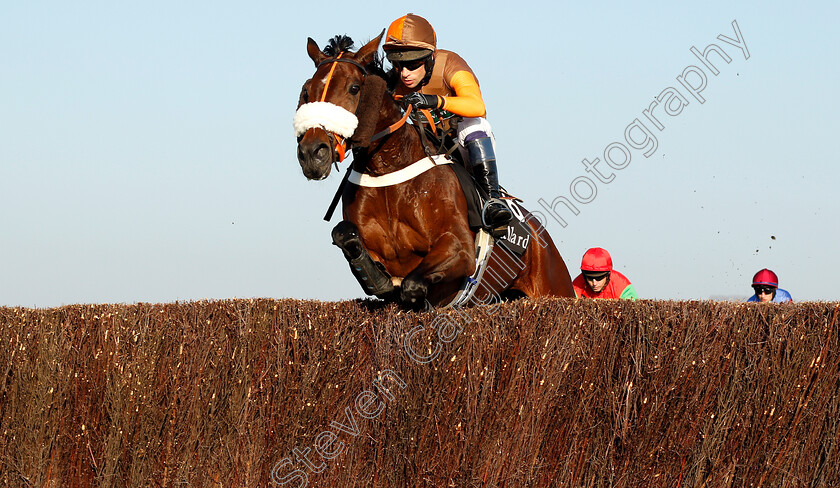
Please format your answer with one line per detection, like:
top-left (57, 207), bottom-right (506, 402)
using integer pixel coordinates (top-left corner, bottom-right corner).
top-left (349, 84), bottom-right (361, 95)
top-left (300, 88), bottom-right (309, 103)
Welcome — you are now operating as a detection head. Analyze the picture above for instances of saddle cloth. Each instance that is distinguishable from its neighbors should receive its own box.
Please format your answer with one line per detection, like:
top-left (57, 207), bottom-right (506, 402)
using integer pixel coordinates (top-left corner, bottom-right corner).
top-left (447, 163), bottom-right (530, 257)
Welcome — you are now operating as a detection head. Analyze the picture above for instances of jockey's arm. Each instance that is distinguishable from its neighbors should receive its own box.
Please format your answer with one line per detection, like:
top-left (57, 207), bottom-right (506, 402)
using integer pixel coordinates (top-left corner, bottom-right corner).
top-left (620, 284), bottom-right (639, 300)
top-left (440, 71), bottom-right (486, 118)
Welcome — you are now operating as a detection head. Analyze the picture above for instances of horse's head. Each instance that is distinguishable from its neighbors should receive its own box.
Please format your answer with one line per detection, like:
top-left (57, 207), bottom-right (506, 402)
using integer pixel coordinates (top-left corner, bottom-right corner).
top-left (294, 32), bottom-right (388, 180)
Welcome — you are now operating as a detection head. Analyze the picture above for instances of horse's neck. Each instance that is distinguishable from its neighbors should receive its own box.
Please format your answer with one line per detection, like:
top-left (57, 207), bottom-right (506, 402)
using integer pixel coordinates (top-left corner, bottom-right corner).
top-left (355, 101), bottom-right (426, 176)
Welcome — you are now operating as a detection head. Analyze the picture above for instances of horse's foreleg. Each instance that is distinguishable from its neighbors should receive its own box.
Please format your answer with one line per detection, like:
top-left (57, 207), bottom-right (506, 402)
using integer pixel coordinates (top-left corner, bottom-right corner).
top-left (401, 231), bottom-right (475, 307)
top-left (332, 221), bottom-right (395, 297)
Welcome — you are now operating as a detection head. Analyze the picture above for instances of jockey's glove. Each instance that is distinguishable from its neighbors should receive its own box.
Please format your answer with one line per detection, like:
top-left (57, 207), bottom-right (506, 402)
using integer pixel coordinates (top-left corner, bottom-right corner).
top-left (403, 92), bottom-right (443, 110)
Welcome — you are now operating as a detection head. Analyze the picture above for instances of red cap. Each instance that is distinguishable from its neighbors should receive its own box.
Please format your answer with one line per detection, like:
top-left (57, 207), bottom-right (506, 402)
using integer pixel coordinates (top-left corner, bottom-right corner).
top-left (752, 268), bottom-right (779, 287)
top-left (581, 247), bottom-right (613, 272)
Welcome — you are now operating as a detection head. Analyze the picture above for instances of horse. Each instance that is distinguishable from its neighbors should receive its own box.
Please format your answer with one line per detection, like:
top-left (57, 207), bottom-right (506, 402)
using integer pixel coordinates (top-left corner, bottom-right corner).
top-left (294, 32), bottom-right (575, 308)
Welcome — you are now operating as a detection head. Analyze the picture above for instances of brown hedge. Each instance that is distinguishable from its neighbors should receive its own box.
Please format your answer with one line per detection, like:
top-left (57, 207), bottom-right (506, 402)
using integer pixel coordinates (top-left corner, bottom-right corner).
top-left (1, 298), bottom-right (838, 487)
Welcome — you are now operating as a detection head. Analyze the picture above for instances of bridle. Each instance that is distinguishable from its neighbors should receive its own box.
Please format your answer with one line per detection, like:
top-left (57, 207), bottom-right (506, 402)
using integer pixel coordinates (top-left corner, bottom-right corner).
top-left (316, 54), bottom-right (370, 76)
top-left (310, 52), bottom-right (418, 222)
top-left (313, 54), bottom-right (414, 163)
top-left (312, 53), bottom-right (369, 163)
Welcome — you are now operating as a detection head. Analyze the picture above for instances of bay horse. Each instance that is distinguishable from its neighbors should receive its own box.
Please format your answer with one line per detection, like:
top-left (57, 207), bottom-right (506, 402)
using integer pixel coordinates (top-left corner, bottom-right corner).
top-left (295, 32), bottom-right (574, 308)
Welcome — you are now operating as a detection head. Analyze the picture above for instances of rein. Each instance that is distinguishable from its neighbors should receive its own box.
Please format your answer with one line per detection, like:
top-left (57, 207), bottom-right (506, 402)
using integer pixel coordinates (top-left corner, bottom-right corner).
top-left (367, 100), bottom-right (435, 144)
top-left (369, 103), bottom-right (412, 143)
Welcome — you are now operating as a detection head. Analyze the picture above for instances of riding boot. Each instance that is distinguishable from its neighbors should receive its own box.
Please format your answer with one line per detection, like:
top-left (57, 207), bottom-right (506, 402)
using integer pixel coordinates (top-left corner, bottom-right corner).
top-left (467, 137), bottom-right (513, 229)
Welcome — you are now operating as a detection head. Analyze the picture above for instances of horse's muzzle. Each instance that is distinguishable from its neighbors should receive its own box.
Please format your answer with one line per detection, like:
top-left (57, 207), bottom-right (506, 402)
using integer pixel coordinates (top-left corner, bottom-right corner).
top-left (297, 135), bottom-right (333, 180)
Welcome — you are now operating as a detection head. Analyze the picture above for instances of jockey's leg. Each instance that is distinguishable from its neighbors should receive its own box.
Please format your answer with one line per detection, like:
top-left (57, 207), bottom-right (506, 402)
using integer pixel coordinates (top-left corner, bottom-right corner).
top-left (457, 117), bottom-right (512, 231)
top-left (331, 221), bottom-right (394, 297)
top-left (466, 135), bottom-right (513, 229)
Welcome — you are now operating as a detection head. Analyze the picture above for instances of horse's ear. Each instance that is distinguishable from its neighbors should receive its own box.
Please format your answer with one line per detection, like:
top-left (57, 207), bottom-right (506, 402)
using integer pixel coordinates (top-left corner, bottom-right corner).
top-left (356, 29), bottom-right (385, 65)
top-left (307, 37), bottom-right (327, 66)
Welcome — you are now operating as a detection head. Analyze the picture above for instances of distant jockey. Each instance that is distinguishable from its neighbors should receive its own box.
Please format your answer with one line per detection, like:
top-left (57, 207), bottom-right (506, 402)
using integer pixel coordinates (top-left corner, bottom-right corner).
top-left (747, 268), bottom-right (793, 303)
top-left (382, 13), bottom-right (512, 230)
top-left (572, 247), bottom-right (638, 300)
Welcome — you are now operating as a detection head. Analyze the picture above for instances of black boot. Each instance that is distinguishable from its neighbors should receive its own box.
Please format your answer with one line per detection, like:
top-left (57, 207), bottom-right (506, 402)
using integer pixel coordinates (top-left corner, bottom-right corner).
top-left (467, 137), bottom-right (512, 229)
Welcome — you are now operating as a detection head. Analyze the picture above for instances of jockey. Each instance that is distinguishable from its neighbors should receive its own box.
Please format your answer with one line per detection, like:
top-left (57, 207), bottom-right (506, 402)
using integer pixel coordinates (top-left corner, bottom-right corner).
top-left (572, 247), bottom-right (638, 300)
top-left (382, 13), bottom-right (512, 230)
top-left (747, 268), bottom-right (793, 303)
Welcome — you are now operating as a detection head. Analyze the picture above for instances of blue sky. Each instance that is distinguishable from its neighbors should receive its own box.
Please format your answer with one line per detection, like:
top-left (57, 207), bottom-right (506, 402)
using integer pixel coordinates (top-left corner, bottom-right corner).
top-left (2, 2), bottom-right (838, 307)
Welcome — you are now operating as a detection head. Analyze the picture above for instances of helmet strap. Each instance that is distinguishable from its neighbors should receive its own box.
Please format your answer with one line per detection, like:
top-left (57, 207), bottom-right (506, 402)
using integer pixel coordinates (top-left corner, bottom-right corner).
top-left (418, 54), bottom-right (435, 88)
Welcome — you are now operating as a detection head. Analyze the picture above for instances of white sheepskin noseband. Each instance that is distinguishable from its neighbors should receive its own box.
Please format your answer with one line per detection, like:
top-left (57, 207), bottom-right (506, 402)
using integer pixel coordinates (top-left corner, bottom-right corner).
top-left (293, 102), bottom-right (359, 138)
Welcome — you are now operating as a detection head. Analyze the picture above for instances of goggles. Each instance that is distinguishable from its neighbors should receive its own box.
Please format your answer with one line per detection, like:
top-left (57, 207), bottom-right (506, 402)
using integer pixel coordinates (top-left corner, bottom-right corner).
top-left (392, 58), bottom-right (427, 71)
top-left (583, 271), bottom-right (610, 282)
top-left (753, 285), bottom-right (776, 296)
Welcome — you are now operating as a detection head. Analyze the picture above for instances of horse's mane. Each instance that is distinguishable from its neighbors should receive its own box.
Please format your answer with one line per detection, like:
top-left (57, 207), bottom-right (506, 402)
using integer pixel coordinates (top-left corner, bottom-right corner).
top-left (323, 35), bottom-right (395, 88)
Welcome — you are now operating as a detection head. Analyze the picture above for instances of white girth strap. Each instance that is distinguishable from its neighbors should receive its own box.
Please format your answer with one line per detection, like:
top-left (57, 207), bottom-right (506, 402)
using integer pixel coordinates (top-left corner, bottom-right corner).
top-left (348, 155), bottom-right (451, 187)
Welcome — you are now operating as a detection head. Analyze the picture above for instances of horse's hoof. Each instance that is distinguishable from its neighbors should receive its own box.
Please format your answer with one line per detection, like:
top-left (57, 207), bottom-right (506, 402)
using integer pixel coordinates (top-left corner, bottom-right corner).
top-left (400, 277), bottom-right (428, 309)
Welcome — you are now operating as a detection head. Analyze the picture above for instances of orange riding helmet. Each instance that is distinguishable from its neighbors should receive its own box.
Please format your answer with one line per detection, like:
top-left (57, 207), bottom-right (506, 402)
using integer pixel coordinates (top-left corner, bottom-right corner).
top-left (383, 13), bottom-right (437, 62)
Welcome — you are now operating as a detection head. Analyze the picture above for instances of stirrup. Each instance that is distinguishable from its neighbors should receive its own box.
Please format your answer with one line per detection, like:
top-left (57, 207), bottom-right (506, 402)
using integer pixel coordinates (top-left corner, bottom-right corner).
top-left (481, 198), bottom-right (512, 233)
